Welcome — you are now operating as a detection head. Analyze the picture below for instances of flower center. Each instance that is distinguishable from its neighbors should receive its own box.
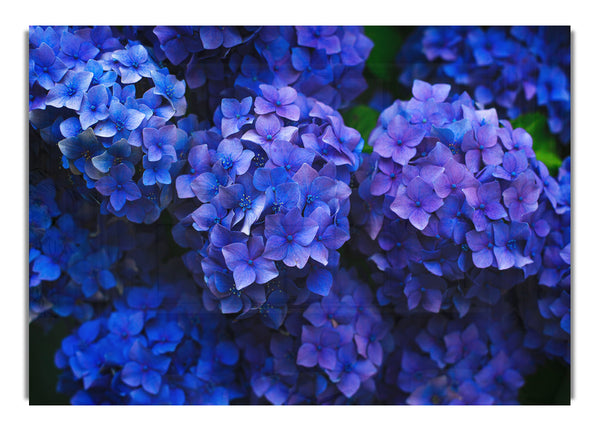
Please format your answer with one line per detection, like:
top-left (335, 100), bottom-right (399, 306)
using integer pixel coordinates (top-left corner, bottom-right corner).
top-left (286, 235), bottom-right (294, 242)
top-left (222, 157), bottom-right (233, 170)
top-left (239, 194), bottom-right (252, 211)
top-left (507, 239), bottom-right (517, 250)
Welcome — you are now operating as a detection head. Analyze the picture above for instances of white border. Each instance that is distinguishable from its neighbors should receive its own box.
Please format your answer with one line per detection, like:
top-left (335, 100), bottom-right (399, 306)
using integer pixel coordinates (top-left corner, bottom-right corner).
top-left (3, 2), bottom-right (596, 430)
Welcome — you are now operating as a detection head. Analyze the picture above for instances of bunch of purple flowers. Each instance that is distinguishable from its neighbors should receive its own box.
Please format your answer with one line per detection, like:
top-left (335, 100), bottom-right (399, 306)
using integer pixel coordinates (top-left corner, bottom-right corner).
top-left (397, 26), bottom-right (571, 143)
top-left (172, 83), bottom-right (362, 327)
top-left (28, 26), bottom-right (570, 405)
top-left (353, 79), bottom-right (570, 348)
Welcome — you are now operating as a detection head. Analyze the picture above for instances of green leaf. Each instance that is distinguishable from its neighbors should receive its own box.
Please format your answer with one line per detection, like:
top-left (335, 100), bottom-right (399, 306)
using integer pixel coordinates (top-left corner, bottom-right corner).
top-left (511, 112), bottom-right (562, 175)
top-left (364, 26), bottom-right (406, 83)
top-left (342, 105), bottom-right (380, 153)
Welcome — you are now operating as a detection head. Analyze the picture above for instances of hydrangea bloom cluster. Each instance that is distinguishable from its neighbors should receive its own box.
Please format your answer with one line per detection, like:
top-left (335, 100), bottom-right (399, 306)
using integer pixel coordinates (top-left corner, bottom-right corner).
top-left (172, 84), bottom-right (361, 328)
top-left (397, 26), bottom-right (571, 143)
top-left (349, 80), bottom-right (571, 402)
top-left (28, 26), bottom-right (570, 405)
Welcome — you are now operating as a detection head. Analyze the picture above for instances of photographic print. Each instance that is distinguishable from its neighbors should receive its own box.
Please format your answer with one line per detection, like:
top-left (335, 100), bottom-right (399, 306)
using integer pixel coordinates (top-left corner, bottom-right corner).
top-left (28, 25), bottom-right (571, 405)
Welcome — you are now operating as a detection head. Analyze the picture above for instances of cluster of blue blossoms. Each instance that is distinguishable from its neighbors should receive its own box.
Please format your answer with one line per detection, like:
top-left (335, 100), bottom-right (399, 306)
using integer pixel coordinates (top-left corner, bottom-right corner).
top-left (29, 26), bottom-right (570, 405)
top-left (398, 26), bottom-right (571, 144)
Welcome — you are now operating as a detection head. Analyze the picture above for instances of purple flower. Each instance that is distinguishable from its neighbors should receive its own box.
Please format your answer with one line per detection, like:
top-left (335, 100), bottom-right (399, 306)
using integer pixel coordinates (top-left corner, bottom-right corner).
top-left (390, 177), bottom-right (444, 230)
top-left (216, 174), bottom-right (266, 235)
top-left (191, 200), bottom-right (233, 232)
top-left (307, 206), bottom-right (350, 267)
top-left (461, 124), bottom-right (503, 172)
top-left (153, 26), bottom-right (203, 65)
top-left (443, 323), bottom-right (488, 364)
top-left (296, 26), bottom-right (341, 55)
top-left (92, 138), bottom-right (138, 174)
top-left (292, 163), bottom-right (347, 215)
top-left (411, 80), bottom-right (451, 103)
top-left (191, 167), bottom-right (229, 203)
top-left (220, 97), bottom-right (254, 137)
top-left (30, 42), bottom-right (68, 89)
top-left (493, 151), bottom-right (528, 181)
top-left (254, 84), bottom-right (300, 121)
top-left (121, 340), bottom-right (171, 395)
top-left (58, 129), bottom-right (104, 178)
top-left (370, 158), bottom-right (404, 196)
top-left (176, 144), bottom-right (212, 199)
top-left (474, 351), bottom-right (524, 393)
top-left (462, 181), bottom-right (508, 231)
top-left (325, 343), bottom-right (377, 398)
top-left (404, 273), bottom-right (446, 313)
top-left (95, 164), bottom-right (142, 211)
top-left (263, 207), bottom-right (319, 269)
top-left (354, 316), bottom-right (387, 366)
top-left (142, 125), bottom-right (178, 162)
top-left (397, 350), bottom-right (440, 393)
top-left (502, 171), bottom-right (542, 221)
top-left (58, 31), bottom-right (99, 69)
top-left (377, 219), bottom-right (422, 269)
top-left (297, 326), bottom-right (340, 370)
top-left (433, 159), bottom-right (478, 198)
top-left (146, 317), bottom-right (184, 355)
top-left (216, 138), bottom-right (255, 177)
top-left (221, 236), bottom-right (278, 289)
top-left (200, 26), bottom-right (242, 50)
top-left (490, 221), bottom-right (533, 270)
top-left (372, 115), bottom-right (426, 165)
top-left (267, 139), bottom-right (315, 175)
top-left (242, 114), bottom-right (297, 147)
top-left (465, 225), bottom-right (497, 269)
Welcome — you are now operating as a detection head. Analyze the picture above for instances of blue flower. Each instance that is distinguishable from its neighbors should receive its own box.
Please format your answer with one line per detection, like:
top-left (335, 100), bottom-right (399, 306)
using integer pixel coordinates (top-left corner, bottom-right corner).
top-left (58, 31), bottom-right (100, 69)
top-left (215, 138), bottom-right (254, 177)
top-left (263, 207), bottom-right (319, 269)
top-left (390, 176), bottom-right (443, 230)
top-left (296, 26), bottom-right (341, 55)
top-left (142, 125), bottom-right (178, 162)
top-left (296, 326), bottom-right (339, 370)
top-left (151, 71), bottom-right (187, 117)
top-left (78, 85), bottom-right (110, 129)
top-left (254, 84), bottom-right (300, 121)
top-left (46, 70), bottom-right (94, 110)
top-left (112, 44), bottom-right (157, 84)
top-left (30, 42), bottom-right (68, 90)
top-left (142, 156), bottom-right (173, 186)
top-left (94, 100), bottom-right (145, 140)
top-left (221, 236), bottom-right (278, 289)
top-left (121, 339), bottom-right (171, 395)
top-left (325, 343), bottom-right (377, 398)
top-left (220, 97), bottom-right (254, 137)
top-left (95, 164), bottom-right (142, 211)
